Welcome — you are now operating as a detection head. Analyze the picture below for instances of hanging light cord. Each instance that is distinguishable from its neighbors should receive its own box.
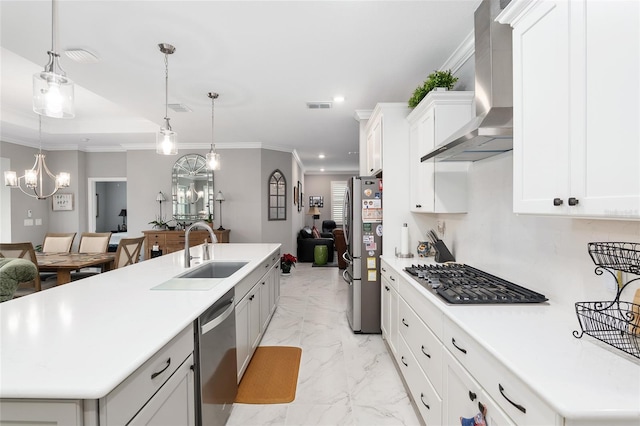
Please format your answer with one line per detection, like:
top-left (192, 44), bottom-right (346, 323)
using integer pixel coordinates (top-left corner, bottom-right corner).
top-left (51, 0), bottom-right (56, 52)
top-left (210, 95), bottom-right (215, 152)
top-left (164, 53), bottom-right (171, 129)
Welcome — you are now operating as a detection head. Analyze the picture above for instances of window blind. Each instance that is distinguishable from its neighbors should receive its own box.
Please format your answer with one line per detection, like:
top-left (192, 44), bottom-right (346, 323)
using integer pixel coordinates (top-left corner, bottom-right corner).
top-left (331, 180), bottom-right (347, 225)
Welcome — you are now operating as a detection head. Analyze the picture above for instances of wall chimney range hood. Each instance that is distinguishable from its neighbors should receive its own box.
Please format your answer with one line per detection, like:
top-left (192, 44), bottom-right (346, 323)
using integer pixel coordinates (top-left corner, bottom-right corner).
top-left (422, 0), bottom-right (513, 162)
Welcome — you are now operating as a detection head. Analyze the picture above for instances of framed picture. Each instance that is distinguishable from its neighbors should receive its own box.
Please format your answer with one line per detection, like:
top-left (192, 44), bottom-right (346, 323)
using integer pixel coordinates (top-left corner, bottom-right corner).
top-left (52, 193), bottom-right (73, 211)
top-left (309, 196), bottom-right (324, 207)
top-left (294, 184), bottom-right (299, 205)
top-left (297, 181), bottom-right (303, 212)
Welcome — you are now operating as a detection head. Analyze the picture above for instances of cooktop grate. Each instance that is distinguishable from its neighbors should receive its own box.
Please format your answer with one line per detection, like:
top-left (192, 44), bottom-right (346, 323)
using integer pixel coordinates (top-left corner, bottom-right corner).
top-left (404, 263), bottom-right (548, 304)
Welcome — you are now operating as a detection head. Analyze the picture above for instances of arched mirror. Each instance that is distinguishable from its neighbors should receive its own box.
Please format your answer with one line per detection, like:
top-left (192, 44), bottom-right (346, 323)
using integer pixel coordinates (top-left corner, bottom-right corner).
top-left (172, 154), bottom-right (214, 222)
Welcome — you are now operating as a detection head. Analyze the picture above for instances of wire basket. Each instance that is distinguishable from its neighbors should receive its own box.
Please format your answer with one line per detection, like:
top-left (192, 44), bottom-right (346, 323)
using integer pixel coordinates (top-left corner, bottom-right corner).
top-left (574, 242), bottom-right (640, 359)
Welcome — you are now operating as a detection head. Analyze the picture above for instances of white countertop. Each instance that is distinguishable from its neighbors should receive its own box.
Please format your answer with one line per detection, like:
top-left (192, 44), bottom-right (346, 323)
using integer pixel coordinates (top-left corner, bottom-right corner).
top-left (0, 243), bottom-right (280, 399)
top-left (381, 255), bottom-right (640, 422)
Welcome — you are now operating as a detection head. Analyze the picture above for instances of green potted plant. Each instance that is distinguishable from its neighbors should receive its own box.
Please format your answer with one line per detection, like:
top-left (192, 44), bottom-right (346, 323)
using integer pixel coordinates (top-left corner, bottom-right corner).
top-left (148, 219), bottom-right (169, 230)
top-left (408, 69), bottom-right (458, 108)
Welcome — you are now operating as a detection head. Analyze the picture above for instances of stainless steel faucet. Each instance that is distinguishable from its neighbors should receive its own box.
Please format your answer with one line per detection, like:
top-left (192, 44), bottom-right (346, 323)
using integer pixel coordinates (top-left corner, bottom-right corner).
top-left (184, 221), bottom-right (218, 267)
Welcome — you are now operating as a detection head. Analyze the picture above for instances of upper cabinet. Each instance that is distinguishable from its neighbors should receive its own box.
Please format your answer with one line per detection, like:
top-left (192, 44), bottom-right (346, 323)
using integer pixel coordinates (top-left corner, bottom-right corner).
top-left (362, 104), bottom-right (410, 177)
top-left (366, 113), bottom-right (383, 176)
top-left (407, 91), bottom-right (474, 213)
top-left (501, 0), bottom-right (640, 219)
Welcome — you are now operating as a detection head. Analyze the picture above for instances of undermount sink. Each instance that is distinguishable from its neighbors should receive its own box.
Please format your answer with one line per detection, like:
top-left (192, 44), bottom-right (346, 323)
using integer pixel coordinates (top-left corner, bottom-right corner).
top-left (178, 261), bottom-right (248, 279)
top-left (151, 261), bottom-right (249, 291)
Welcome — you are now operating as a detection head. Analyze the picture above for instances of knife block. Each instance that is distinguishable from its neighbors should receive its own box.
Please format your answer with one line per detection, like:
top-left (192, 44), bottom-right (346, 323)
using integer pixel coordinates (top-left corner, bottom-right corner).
top-left (433, 240), bottom-right (455, 263)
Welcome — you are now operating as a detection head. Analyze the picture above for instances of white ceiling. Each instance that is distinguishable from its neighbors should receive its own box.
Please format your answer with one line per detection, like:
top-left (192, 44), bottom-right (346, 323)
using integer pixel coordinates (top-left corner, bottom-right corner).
top-left (0, 0), bottom-right (479, 173)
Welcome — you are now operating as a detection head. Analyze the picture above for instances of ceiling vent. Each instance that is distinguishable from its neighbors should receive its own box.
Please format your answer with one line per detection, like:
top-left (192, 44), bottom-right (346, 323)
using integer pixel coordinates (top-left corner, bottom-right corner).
top-left (306, 102), bottom-right (332, 109)
top-left (168, 103), bottom-right (192, 113)
top-left (64, 48), bottom-right (100, 63)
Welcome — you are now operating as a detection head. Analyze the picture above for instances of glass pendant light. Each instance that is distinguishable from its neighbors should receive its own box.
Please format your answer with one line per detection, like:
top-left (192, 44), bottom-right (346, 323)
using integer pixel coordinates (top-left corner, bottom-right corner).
top-left (33, 0), bottom-right (74, 118)
top-left (156, 43), bottom-right (178, 155)
top-left (206, 92), bottom-right (221, 170)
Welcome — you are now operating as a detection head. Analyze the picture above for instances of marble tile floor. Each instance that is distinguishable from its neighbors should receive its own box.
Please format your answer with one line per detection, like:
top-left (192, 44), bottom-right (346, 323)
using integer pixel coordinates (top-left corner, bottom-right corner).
top-left (227, 262), bottom-right (422, 426)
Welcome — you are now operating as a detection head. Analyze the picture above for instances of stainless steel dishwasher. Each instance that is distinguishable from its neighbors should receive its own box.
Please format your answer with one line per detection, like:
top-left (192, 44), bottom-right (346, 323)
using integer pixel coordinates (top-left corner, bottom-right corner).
top-left (195, 287), bottom-right (237, 426)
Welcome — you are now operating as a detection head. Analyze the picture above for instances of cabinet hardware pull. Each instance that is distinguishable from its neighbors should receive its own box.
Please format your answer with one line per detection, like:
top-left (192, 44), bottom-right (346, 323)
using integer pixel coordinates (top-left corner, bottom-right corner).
top-left (416, 204), bottom-right (422, 208)
top-left (402, 318), bottom-right (409, 327)
top-left (468, 391), bottom-right (477, 402)
top-left (568, 197), bottom-right (579, 206)
top-left (261, 281), bottom-right (265, 285)
top-left (451, 338), bottom-right (467, 354)
top-left (385, 286), bottom-right (390, 291)
top-left (553, 198), bottom-right (563, 206)
top-left (499, 384), bottom-right (526, 413)
top-left (420, 393), bottom-right (430, 409)
top-left (249, 295), bottom-right (255, 301)
top-left (381, 267), bottom-right (386, 272)
top-left (151, 358), bottom-right (171, 379)
top-left (421, 345), bottom-right (431, 358)
top-left (390, 276), bottom-right (395, 281)
top-left (401, 356), bottom-right (408, 367)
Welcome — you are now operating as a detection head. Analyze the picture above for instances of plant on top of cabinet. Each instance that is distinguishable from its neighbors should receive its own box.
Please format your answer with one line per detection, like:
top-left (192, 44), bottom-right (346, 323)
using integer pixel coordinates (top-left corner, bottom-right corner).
top-left (408, 70), bottom-right (458, 108)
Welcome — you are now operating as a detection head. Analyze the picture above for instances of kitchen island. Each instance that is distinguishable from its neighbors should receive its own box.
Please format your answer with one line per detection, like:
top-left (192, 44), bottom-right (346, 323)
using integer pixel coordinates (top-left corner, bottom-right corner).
top-left (381, 255), bottom-right (640, 426)
top-left (0, 243), bottom-right (280, 425)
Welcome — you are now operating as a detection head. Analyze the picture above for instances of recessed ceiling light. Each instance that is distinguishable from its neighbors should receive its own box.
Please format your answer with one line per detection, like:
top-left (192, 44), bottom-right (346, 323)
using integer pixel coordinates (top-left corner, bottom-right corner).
top-left (333, 95), bottom-right (345, 103)
top-left (318, 154), bottom-right (325, 159)
top-left (320, 168), bottom-right (325, 172)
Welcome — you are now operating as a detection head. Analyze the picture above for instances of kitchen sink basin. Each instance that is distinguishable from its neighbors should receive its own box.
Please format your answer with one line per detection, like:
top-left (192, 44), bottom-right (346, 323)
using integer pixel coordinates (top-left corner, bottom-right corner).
top-left (179, 261), bottom-right (248, 279)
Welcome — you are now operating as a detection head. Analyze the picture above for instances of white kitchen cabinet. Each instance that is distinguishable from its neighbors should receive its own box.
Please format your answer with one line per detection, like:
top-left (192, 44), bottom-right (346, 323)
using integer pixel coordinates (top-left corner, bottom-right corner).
top-left (0, 400), bottom-right (83, 425)
top-left (380, 261), bottom-right (399, 358)
top-left (503, 0), bottom-right (640, 219)
top-left (366, 113), bottom-right (383, 175)
top-left (128, 354), bottom-right (195, 426)
top-left (100, 324), bottom-right (195, 426)
top-left (407, 91), bottom-right (474, 213)
top-left (235, 252), bottom-right (280, 381)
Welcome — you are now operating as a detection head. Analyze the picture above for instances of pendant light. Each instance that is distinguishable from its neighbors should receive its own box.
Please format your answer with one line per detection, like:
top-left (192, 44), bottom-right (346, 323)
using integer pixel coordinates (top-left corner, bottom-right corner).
top-left (33, 0), bottom-right (75, 118)
top-left (206, 92), bottom-right (221, 170)
top-left (156, 43), bottom-right (178, 155)
top-left (4, 115), bottom-right (71, 199)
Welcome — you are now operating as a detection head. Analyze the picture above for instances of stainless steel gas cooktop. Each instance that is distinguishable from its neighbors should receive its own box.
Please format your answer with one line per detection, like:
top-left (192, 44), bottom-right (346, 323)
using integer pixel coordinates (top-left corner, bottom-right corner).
top-left (404, 264), bottom-right (548, 305)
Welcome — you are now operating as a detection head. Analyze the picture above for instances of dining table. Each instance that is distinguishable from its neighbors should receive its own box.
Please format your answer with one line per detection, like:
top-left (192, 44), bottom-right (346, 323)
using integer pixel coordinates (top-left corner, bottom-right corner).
top-left (36, 252), bottom-right (117, 285)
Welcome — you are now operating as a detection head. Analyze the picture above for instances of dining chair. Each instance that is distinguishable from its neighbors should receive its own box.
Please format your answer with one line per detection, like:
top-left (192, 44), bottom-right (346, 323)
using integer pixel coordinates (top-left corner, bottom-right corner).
top-left (114, 236), bottom-right (145, 268)
top-left (0, 242), bottom-right (42, 293)
top-left (78, 232), bottom-right (112, 253)
top-left (42, 233), bottom-right (76, 253)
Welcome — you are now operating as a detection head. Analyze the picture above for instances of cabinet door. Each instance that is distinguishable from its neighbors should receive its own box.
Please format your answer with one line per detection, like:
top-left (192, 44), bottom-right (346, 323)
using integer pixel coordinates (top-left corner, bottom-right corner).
top-left (381, 275), bottom-right (397, 356)
top-left (513, 0), bottom-right (571, 215)
top-left (129, 354), bottom-right (195, 426)
top-left (571, 0), bottom-right (640, 218)
top-left (367, 115), bottom-right (382, 175)
top-left (235, 295), bottom-right (250, 381)
top-left (409, 122), bottom-right (426, 212)
top-left (418, 110), bottom-right (436, 211)
top-left (443, 350), bottom-right (488, 426)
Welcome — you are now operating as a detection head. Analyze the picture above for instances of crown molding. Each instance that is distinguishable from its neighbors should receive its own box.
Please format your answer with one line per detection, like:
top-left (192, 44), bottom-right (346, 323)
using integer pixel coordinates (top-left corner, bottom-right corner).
top-left (440, 30), bottom-right (474, 74)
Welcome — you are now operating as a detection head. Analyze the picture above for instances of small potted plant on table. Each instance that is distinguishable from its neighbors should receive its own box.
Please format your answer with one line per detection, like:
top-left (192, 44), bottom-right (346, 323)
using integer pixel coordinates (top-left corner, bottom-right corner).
top-left (280, 253), bottom-right (297, 274)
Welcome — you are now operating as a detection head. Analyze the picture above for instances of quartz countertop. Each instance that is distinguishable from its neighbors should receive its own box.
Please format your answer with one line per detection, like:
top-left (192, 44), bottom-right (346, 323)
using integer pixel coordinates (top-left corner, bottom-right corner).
top-left (381, 255), bottom-right (640, 423)
top-left (0, 243), bottom-right (280, 399)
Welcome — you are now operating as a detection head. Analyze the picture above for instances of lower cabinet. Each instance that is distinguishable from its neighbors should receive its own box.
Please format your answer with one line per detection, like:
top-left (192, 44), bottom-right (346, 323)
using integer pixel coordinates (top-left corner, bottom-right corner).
top-left (235, 252), bottom-right (280, 381)
top-left (0, 400), bottom-right (83, 425)
top-left (380, 269), bottom-right (399, 358)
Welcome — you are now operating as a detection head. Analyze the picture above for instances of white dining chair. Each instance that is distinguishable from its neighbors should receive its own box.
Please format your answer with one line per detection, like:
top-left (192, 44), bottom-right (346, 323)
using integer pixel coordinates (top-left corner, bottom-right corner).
top-left (42, 233), bottom-right (76, 253)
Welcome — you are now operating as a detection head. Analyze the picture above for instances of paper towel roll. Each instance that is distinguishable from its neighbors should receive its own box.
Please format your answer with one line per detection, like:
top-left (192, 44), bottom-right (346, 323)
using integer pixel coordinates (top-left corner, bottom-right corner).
top-left (400, 223), bottom-right (409, 255)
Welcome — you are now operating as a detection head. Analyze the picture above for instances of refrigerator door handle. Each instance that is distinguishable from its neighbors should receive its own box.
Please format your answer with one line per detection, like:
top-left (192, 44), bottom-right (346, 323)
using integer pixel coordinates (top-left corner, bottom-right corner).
top-left (343, 251), bottom-right (353, 265)
top-left (342, 269), bottom-right (352, 285)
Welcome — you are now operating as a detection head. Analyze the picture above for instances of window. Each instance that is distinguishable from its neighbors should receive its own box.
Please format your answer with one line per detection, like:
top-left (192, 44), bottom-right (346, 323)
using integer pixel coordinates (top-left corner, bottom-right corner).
top-left (331, 180), bottom-right (347, 225)
top-left (268, 169), bottom-right (286, 220)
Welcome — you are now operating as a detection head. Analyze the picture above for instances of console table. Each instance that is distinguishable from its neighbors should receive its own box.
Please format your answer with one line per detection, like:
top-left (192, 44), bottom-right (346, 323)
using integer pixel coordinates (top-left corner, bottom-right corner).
top-left (142, 229), bottom-right (230, 260)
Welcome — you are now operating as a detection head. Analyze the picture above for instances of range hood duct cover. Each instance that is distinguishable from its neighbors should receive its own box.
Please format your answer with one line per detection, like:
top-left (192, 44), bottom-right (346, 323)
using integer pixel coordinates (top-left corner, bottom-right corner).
top-left (422, 0), bottom-right (513, 162)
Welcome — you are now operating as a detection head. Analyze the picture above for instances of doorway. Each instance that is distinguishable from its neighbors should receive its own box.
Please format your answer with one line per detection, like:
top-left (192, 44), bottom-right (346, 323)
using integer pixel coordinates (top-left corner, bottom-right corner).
top-left (88, 178), bottom-right (127, 233)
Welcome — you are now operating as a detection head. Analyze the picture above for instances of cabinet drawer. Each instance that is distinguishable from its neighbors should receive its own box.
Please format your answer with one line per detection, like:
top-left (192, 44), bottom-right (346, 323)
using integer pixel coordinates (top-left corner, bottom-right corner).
top-left (444, 317), bottom-right (559, 426)
top-left (397, 335), bottom-right (442, 425)
top-left (380, 261), bottom-right (399, 291)
top-left (399, 278), bottom-right (443, 339)
top-left (398, 297), bottom-right (443, 395)
top-left (101, 324), bottom-right (194, 426)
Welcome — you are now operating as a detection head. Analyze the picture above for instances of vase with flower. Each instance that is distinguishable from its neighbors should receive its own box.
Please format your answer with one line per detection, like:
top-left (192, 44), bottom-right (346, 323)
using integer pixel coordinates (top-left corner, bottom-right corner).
top-left (280, 253), bottom-right (297, 274)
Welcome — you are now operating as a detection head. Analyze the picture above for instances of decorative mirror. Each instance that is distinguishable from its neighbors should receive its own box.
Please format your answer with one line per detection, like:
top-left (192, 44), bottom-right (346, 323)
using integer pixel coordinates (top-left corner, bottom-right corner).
top-left (172, 154), bottom-right (214, 221)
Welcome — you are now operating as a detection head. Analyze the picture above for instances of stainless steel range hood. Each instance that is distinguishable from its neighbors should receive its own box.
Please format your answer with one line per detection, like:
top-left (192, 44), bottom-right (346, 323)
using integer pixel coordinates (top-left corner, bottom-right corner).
top-left (422, 0), bottom-right (513, 162)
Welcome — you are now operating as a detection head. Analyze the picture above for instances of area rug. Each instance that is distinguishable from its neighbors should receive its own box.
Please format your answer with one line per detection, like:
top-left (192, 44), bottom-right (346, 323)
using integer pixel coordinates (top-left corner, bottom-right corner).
top-left (312, 261), bottom-right (338, 267)
top-left (235, 346), bottom-right (302, 404)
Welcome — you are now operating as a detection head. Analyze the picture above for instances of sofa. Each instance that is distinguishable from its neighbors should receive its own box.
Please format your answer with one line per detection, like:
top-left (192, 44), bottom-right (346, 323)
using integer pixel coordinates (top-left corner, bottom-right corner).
top-left (0, 258), bottom-right (38, 302)
top-left (297, 227), bottom-right (335, 263)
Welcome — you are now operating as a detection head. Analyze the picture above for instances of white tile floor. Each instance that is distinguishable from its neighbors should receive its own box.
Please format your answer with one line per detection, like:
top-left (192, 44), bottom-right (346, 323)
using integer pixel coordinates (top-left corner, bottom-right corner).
top-left (227, 262), bottom-right (422, 426)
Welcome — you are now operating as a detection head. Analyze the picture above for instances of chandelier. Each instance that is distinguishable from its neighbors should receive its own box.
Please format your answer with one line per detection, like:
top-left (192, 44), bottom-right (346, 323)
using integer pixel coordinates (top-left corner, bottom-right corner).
top-left (33, 0), bottom-right (74, 119)
top-left (4, 116), bottom-right (70, 199)
top-left (206, 92), bottom-right (221, 170)
top-left (156, 43), bottom-right (178, 155)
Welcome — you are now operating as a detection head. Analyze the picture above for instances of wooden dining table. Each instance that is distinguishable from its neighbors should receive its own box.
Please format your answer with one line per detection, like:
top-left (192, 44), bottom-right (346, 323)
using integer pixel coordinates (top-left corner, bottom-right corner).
top-left (36, 252), bottom-right (117, 285)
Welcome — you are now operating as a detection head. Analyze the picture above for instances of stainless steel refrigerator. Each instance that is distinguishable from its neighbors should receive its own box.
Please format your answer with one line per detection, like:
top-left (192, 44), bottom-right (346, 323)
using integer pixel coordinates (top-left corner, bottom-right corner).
top-left (342, 176), bottom-right (383, 333)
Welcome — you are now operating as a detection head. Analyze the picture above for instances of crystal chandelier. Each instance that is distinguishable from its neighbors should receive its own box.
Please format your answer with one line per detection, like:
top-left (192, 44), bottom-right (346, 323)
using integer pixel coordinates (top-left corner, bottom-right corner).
top-left (206, 92), bottom-right (221, 170)
top-left (33, 0), bottom-right (74, 119)
top-left (4, 116), bottom-right (70, 199)
top-left (156, 43), bottom-right (178, 155)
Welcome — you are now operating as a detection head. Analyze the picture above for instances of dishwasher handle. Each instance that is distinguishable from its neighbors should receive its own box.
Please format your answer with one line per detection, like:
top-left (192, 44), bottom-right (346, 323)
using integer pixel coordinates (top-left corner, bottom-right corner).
top-left (201, 299), bottom-right (234, 335)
